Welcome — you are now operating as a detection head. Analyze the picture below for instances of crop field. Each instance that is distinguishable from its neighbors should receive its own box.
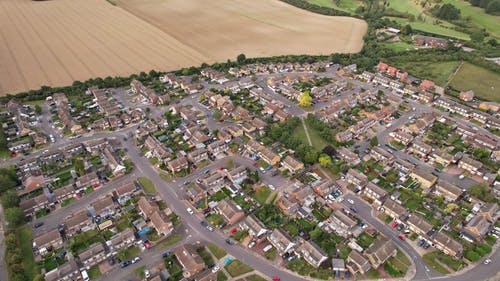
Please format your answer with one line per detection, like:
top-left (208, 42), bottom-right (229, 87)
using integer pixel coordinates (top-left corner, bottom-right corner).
top-left (113, 0), bottom-right (367, 63)
top-left (449, 63), bottom-right (500, 103)
top-left (0, 0), bottom-right (208, 96)
top-left (0, 0), bottom-right (367, 96)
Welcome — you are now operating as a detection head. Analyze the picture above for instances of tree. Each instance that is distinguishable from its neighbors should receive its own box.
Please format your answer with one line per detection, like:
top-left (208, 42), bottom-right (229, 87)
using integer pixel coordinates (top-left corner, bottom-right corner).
top-left (470, 32), bottom-right (485, 42)
top-left (370, 137), bottom-right (378, 147)
top-left (298, 91), bottom-right (312, 107)
top-left (213, 110), bottom-right (223, 121)
top-left (435, 4), bottom-right (461, 20)
top-left (486, 0), bottom-right (500, 15)
top-left (1, 190), bottom-right (20, 209)
top-left (4, 207), bottom-right (25, 227)
top-left (74, 158), bottom-right (85, 176)
top-left (444, 203), bottom-right (459, 214)
top-left (318, 154), bottom-right (332, 167)
top-left (470, 183), bottom-right (494, 202)
top-left (34, 104), bottom-right (42, 115)
top-left (237, 53), bottom-right (247, 64)
top-left (401, 24), bottom-right (413, 35)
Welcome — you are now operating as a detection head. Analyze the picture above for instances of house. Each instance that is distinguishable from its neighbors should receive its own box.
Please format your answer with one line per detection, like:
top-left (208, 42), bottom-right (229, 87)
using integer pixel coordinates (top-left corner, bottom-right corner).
top-left (383, 199), bottom-right (407, 221)
top-left (313, 179), bottom-right (336, 198)
top-left (44, 260), bottom-right (82, 281)
top-left (365, 238), bottom-right (397, 268)
top-left (137, 197), bottom-right (159, 219)
top-left (145, 136), bottom-right (171, 162)
top-left (259, 148), bottom-right (280, 166)
top-left (419, 80), bottom-right (435, 92)
top-left (433, 231), bottom-right (463, 257)
top-left (217, 129), bottom-right (232, 143)
top-left (413, 35), bottom-right (448, 48)
top-left (410, 169), bottom-right (437, 189)
top-left (459, 90), bottom-right (474, 102)
top-left (410, 140), bottom-right (432, 157)
top-left (109, 228), bottom-right (135, 251)
top-left (214, 199), bottom-right (245, 225)
top-left (75, 172), bottom-right (99, 189)
top-left (277, 195), bottom-right (299, 216)
top-left (329, 209), bottom-right (357, 236)
top-left (370, 146), bottom-right (394, 164)
top-left (207, 140), bottom-right (228, 156)
top-left (268, 228), bottom-right (295, 255)
top-left (346, 169), bottom-right (368, 190)
top-left (22, 175), bottom-right (45, 193)
top-left (113, 182), bottom-right (137, 200)
top-left (434, 181), bottom-right (464, 202)
top-left (175, 244), bottom-right (205, 278)
top-left (239, 215), bottom-right (268, 238)
top-left (90, 196), bottom-right (115, 219)
top-left (202, 172), bottom-right (225, 187)
top-left (335, 131), bottom-right (353, 142)
top-left (432, 150), bottom-right (453, 167)
top-left (347, 251), bottom-right (371, 275)
top-left (336, 147), bottom-right (358, 162)
top-left (297, 239), bottom-right (328, 268)
top-left (78, 242), bottom-right (106, 267)
top-left (463, 216), bottom-right (491, 241)
top-left (226, 165), bottom-right (247, 184)
top-left (33, 228), bottom-right (63, 256)
top-left (406, 214), bottom-right (433, 237)
top-left (458, 156), bottom-right (483, 176)
top-left (151, 210), bottom-right (174, 236)
top-left (64, 210), bottom-right (93, 237)
top-left (20, 194), bottom-right (48, 215)
top-left (364, 182), bottom-right (388, 206)
top-left (417, 92), bottom-right (435, 103)
top-left (390, 130), bottom-right (413, 146)
top-left (479, 203), bottom-right (499, 222)
top-left (167, 156), bottom-right (188, 173)
top-left (281, 155), bottom-right (304, 174)
top-left (103, 147), bottom-right (125, 176)
top-left (226, 125), bottom-right (243, 138)
top-left (187, 148), bottom-right (209, 164)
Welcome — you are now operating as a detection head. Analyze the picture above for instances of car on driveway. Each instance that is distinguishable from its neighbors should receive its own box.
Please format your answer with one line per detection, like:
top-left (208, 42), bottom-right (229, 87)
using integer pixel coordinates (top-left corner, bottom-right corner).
top-left (391, 221), bottom-right (398, 228)
top-left (120, 260), bottom-right (132, 268)
top-left (223, 257), bottom-right (234, 266)
top-left (226, 239), bottom-right (234, 245)
top-left (211, 265), bottom-right (220, 273)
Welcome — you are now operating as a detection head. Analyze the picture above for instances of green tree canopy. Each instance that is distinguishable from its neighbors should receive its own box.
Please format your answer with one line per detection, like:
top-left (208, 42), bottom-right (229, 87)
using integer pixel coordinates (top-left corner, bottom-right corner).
top-left (4, 207), bottom-right (25, 227)
top-left (1, 190), bottom-right (20, 209)
top-left (318, 154), bottom-right (332, 167)
top-left (298, 91), bottom-right (312, 107)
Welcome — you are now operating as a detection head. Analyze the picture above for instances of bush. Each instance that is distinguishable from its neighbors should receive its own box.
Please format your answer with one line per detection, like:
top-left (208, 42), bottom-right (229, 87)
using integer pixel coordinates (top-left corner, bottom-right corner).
top-left (464, 250), bottom-right (480, 262)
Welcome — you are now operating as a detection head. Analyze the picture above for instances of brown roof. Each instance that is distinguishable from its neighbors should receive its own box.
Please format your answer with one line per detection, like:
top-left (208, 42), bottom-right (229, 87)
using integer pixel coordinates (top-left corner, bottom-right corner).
top-left (33, 228), bottom-right (61, 248)
top-left (175, 244), bottom-right (205, 276)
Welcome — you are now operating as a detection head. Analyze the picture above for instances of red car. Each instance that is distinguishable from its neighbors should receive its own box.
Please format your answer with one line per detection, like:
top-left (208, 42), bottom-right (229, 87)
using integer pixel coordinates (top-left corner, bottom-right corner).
top-left (230, 228), bottom-right (238, 234)
top-left (144, 241), bottom-right (151, 249)
top-left (398, 235), bottom-right (405, 241)
top-left (391, 221), bottom-right (398, 228)
top-left (253, 163), bottom-right (259, 168)
top-left (272, 278), bottom-right (280, 281)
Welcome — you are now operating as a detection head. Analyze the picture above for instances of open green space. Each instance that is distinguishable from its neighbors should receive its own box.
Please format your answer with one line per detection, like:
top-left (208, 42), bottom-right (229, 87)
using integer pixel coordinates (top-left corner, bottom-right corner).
top-left (385, 250), bottom-right (411, 277)
top-left (422, 251), bottom-right (467, 274)
top-left (217, 271), bottom-right (228, 281)
top-left (449, 62), bottom-right (500, 103)
top-left (364, 268), bottom-right (382, 279)
top-left (134, 265), bottom-right (146, 278)
top-left (17, 226), bottom-right (38, 280)
top-left (117, 246), bottom-right (140, 261)
top-left (386, 17), bottom-right (470, 40)
top-left (391, 60), bottom-right (461, 87)
top-left (197, 247), bottom-right (214, 265)
top-left (441, 0), bottom-right (500, 39)
top-left (245, 275), bottom-right (268, 281)
top-left (380, 41), bottom-right (420, 52)
top-left (158, 234), bottom-right (182, 249)
top-left (137, 177), bottom-right (157, 194)
top-left (225, 260), bottom-right (253, 277)
top-left (88, 265), bottom-right (102, 280)
top-left (294, 120), bottom-right (329, 149)
top-left (208, 243), bottom-right (227, 259)
top-left (253, 186), bottom-right (271, 205)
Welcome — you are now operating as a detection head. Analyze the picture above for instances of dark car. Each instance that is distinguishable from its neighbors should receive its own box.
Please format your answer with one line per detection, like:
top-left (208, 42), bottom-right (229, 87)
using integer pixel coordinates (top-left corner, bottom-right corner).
top-left (120, 261), bottom-right (132, 268)
top-left (225, 239), bottom-right (234, 245)
top-left (350, 207), bottom-right (358, 213)
top-left (162, 251), bottom-right (171, 258)
top-left (108, 258), bottom-right (115, 265)
top-left (34, 222), bottom-right (44, 228)
top-left (201, 221), bottom-right (208, 227)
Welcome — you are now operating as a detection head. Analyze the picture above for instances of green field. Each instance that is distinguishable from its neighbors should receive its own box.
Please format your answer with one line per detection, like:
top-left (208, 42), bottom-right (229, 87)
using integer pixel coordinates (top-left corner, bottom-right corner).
top-left (392, 60), bottom-right (461, 86)
top-left (441, 0), bottom-right (500, 39)
top-left (307, 0), bottom-right (361, 12)
top-left (449, 63), bottom-right (500, 102)
top-left (225, 260), bottom-right (253, 277)
top-left (387, 17), bottom-right (470, 40)
top-left (137, 177), bottom-right (157, 194)
top-left (380, 41), bottom-right (420, 51)
top-left (294, 120), bottom-right (330, 150)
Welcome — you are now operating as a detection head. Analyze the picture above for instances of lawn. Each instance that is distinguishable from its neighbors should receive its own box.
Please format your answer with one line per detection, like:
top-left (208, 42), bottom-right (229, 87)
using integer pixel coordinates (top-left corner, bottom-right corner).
top-left (245, 275), bottom-right (267, 281)
top-left (357, 232), bottom-right (375, 249)
top-left (380, 42), bottom-right (420, 52)
top-left (158, 234), bottom-right (182, 249)
top-left (449, 63), bottom-right (500, 103)
top-left (264, 247), bottom-right (277, 261)
top-left (391, 60), bottom-right (461, 87)
top-left (137, 177), bottom-right (157, 194)
top-left (61, 197), bottom-right (77, 207)
top-left (206, 213), bottom-right (225, 227)
top-left (117, 246), bottom-right (140, 261)
top-left (217, 271), bottom-right (228, 281)
top-left (441, 0), bottom-right (500, 39)
top-left (88, 265), bottom-right (101, 280)
top-left (225, 260), bottom-right (253, 277)
top-left (386, 17), bottom-right (470, 40)
top-left (17, 226), bottom-right (38, 280)
top-left (197, 247), bottom-right (214, 265)
top-left (308, 0), bottom-right (362, 12)
top-left (134, 265), bottom-right (146, 278)
top-left (423, 251), bottom-right (451, 274)
top-left (207, 243), bottom-right (227, 259)
top-left (364, 268), bottom-right (382, 279)
top-left (385, 250), bottom-right (411, 277)
top-left (253, 186), bottom-right (271, 205)
top-left (294, 119), bottom-right (330, 149)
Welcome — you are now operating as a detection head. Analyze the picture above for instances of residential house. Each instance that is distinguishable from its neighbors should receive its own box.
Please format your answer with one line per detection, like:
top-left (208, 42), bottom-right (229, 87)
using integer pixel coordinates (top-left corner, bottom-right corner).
top-left (44, 260), bottom-right (82, 281)
top-left (329, 209), bottom-right (357, 236)
top-left (215, 199), bottom-right (245, 225)
top-left (90, 196), bottom-right (115, 219)
top-left (145, 136), bottom-right (171, 163)
top-left (336, 147), bottom-right (358, 162)
top-left (187, 148), bottom-right (209, 164)
top-left (297, 239), bottom-right (328, 268)
top-left (217, 129), bottom-right (232, 143)
top-left (259, 147), bottom-right (280, 166)
top-left (137, 197), bottom-right (159, 220)
top-left (407, 214), bottom-right (433, 237)
top-left (277, 195), bottom-right (299, 216)
top-left (365, 238), bottom-right (397, 268)
top-left (64, 210), bottom-right (93, 237)
top-left (434, 181), bottom-right (464, 202)
top-left (207, 140), bottom-right (228, 156)
top-left (313, 179), bottom-right (336, 198)
top-left (410, 169), bottom-right (437, 189)
top-left (364, 182), bottom-right (388, 206)
top-left (433, 231), bottom-right (463, 257)
top-left (103, 147), bottom-right (125, 176)
top-left (458, 156), bottom-right (483, 176)
top-left (393, 158), bottom-right (415, 176)
top-left (151, 210), bottom-right (174, 236)
top-left (413, 35), bottom-right (448, 48)
top-left (463, 216), bottom-right (490, 241)
top-left (383, 199), bottom-right (408, 221)
top-left (281, 155), bottom-right (304, 174)
top-left (239, 215), bottom-right (268, 238)
top-left (167, 156), bottom-right (188, 173)
top-left (335, 131), bottom-right (353, 143)
top-left (410, 140), bottom-right (432, 157)
top-left (390, 130), bottom-right (413, 146)
top-left (479, 203), bottom-right (499, 222)
top-left (186, 183), bottom-right (206, 204)
top-left (268, 228), bottom-right (295, 255)
top-left (75, 172), bottom-right (99, 189)
top-left (109, 228), bottom-right (135, 251)
top-left (175, 244), bottom-right (205, 278)
top-left (346, 169), bottom-right (368, 190)
top-left (370, 146), bottom-right (394, 164)
top-left (78, 242), bottom-right (106, 267)
top-left (20, 194), bottom-right (48, 215)
top-left (226, 165), bottom-right (247, 184)
top-left (22, 175), bottom-right (45, 193)
top-left (113, 182), bottom-right (137, 201)
top-left (347, 251), bottom-right (371, 275)
top-left (202, 172), bottom-right (225, 188)
top-left (432, 150), bottom-right (453, 167)
top-left (33, 229), bottom-right (63, 256)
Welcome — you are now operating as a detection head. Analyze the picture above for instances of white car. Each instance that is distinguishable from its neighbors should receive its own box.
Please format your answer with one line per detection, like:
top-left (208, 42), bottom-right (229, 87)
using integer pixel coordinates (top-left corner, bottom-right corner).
top-left (268, 184), bottom-right (275, 191)
top-left (484, 259), bottom-right (492, 265)
top-left (144, 269), bottom-right (151, 278)
top-left (211, 265), bottom-right (220, 273)
top-left (347, 199), bottom-right (354, 205)
top-left (248, 241), bottom-right (256, 248)
top-left (187, 208), bottom-right (194, 215)
top-left (132, 256), bottom-right (141, 264)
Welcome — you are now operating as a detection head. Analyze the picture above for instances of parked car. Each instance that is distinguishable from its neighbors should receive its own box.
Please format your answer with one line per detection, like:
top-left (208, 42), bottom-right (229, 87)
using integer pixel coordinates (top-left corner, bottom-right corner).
top-left (484, 259), bottom-right (492, 265)
top-left (350, 207), bottom-right (358, 213)
top-left (34, 222), bottom-right (44, 228)
top-left (418, 239), bottom-right (425, 247)
top-left (144, 269), bottom-right (150, 278)
top-left (187, 208), bottom-right (194, 215)
top-left (144, 240), bottom-right (151, 249)
top-left (248, 241), bottom-right (256, 248)
top-left (391, 221), bottom-right (398, 228)
top-left (120, 261), bottom-right (132, 268)
top-left (398, 234), bottom-right (405, 241)
top-left (347, 199), bottom-right (354, 204)
top-left (132, 257), bottom-right (141, 264)
top-left (162, 251), bottom-right (171, 258)
top-left (201, 221), bottom-right (208, 227)
top-left (211, 265), bottom-right (220, 273)
top-left (226, 239), bottom-right (234, 245)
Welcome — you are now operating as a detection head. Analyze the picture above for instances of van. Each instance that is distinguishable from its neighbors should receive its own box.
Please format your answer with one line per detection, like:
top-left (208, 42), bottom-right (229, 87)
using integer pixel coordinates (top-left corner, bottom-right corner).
top-left (263, 245), bottom-right (273, 252)
top-left (81, 270), bottom-right (90, 281)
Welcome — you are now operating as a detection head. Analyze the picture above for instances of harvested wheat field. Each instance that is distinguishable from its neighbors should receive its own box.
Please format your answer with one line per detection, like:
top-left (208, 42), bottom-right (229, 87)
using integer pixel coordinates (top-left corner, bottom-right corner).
top-left (0, 0), bottom-right (367, 95)
top-left (114, 0), bottom-right (367, 61)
